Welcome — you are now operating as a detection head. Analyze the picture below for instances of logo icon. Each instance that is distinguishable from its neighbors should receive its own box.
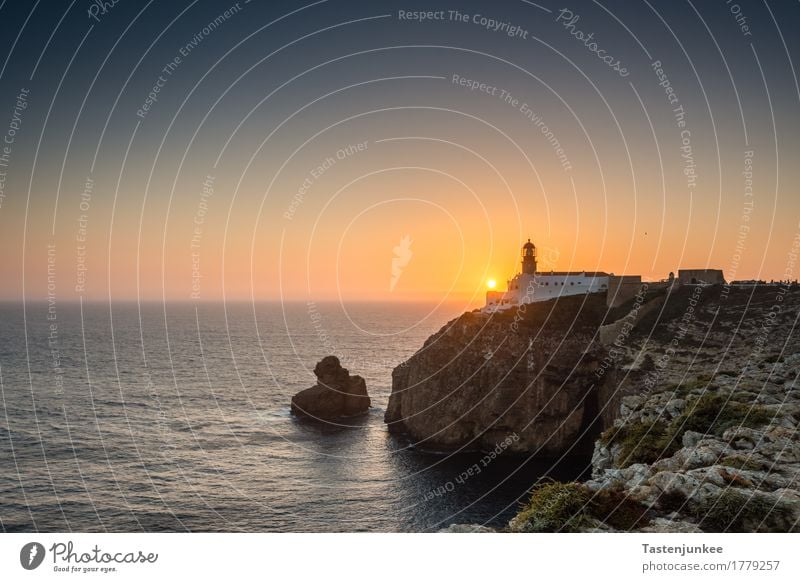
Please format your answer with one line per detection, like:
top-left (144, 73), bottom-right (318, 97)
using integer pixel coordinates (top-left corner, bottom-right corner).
top-left (20, 542), bottom-right (45, 570)
top-left (390, 234), bottom-right (413, 292)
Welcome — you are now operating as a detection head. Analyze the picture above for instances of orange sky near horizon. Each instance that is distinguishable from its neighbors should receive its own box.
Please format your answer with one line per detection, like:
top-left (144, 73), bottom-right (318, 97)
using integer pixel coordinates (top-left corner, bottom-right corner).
top-left (4, 142), bottom-right (797, 305)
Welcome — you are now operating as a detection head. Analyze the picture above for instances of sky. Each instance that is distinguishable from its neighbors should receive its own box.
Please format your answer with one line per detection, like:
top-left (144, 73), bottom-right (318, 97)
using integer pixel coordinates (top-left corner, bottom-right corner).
top-left (0, 0), bottom-right (798, 305)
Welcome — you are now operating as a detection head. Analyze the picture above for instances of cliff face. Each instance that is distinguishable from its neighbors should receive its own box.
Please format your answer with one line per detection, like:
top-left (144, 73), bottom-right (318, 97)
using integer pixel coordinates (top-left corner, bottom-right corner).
top-left (385, 294), bottom-right (636, 455)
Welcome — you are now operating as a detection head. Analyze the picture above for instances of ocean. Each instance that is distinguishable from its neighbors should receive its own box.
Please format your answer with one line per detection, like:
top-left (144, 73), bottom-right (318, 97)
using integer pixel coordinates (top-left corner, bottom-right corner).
top-left (0, 301), bottom-right (586, 532)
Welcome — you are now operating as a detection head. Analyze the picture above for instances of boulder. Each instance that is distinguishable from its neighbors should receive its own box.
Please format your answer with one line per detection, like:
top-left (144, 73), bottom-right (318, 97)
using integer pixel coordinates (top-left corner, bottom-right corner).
top-left (290, 356), bottom-right (370, 420)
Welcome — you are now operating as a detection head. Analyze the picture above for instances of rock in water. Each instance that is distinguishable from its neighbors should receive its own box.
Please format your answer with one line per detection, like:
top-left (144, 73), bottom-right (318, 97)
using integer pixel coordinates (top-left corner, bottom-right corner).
top-left (291, 356), bottom-right (370, 421)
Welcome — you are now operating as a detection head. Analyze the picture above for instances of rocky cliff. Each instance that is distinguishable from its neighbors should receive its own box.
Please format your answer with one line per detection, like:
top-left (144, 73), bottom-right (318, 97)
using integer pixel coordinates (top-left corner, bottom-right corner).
top-left (385, 293), bottom-right (649, 455)
top-left (507, 284), bottom-right (800, 532)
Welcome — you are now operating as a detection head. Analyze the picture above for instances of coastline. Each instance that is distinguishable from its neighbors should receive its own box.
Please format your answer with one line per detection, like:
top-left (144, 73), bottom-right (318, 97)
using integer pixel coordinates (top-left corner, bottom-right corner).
top-left (386, 284), bottom-right (800, 532)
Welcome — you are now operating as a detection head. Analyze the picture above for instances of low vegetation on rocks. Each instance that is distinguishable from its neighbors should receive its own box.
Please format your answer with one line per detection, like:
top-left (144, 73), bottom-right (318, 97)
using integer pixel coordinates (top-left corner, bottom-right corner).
top-left (688, 489), bottom-right (797, 533)
top-left (507, 286), bottom-right (800, 533)
top-left (600, 391), bottom-right (774, 469)
top-left (509, 482), bottom-right (593, 532)
top-left (509, 481), bottom-right (651, 532)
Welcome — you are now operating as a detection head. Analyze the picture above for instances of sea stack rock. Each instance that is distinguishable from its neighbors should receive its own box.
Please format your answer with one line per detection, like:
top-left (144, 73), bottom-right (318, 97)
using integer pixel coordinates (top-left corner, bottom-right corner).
top-left (291, 356), bottom-right (370, 421)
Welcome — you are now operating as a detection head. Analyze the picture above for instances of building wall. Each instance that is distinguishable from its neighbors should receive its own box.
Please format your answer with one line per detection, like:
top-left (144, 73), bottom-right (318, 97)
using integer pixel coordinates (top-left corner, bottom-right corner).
top-left (526, 273), bottom-right (609, 302)
top-left (606, 275), bottom-right (643, 308)
top-left (485, 290), bottom-right (513, 309)
top-left (485, 272), bottom-right (612, 312)
top-left (493, 272), bottom-right (609, 305)
top-left (678, 269), bottom-right (725, 285)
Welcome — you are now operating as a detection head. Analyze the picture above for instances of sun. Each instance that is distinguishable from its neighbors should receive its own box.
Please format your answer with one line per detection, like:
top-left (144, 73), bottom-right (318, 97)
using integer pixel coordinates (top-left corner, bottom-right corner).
top-left (487, 279), bottom-right (497, 289)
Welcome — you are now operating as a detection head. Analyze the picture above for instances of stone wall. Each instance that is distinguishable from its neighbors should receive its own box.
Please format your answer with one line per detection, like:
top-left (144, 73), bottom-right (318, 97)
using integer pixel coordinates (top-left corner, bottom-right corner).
top-left (606, 275), bottom-right (643, 308)
top-left (677, 269), bottom-right (725, 285)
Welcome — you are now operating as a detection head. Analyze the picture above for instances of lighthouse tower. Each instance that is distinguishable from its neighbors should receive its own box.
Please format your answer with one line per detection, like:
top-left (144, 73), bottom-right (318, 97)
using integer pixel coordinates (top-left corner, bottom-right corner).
top-left (521, 239), bottom-right (537, 275)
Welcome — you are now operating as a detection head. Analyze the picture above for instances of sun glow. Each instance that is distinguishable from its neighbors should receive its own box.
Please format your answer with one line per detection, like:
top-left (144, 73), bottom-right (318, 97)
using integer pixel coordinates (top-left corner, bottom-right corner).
top-left (487, 279), bottom-right (497, 289)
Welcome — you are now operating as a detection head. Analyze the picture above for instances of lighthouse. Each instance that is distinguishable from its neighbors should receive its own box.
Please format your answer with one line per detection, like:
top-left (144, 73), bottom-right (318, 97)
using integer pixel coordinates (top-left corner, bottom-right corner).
top-left (521, 239), bottom-right (537, 275)
top-left (484, 238), bottom-right (613, 311)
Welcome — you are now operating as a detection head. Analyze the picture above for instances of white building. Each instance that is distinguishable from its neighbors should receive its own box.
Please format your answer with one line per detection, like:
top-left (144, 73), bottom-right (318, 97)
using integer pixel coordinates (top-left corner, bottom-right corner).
top-left (484, 239), bottom-right (611, 312)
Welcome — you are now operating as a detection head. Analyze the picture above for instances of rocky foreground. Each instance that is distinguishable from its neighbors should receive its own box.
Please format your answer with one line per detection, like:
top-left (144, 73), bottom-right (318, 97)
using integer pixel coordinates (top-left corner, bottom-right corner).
top-left (393, 284), bottom-right (799, 532)
top-left (571, 284), bottom-right (800, 533)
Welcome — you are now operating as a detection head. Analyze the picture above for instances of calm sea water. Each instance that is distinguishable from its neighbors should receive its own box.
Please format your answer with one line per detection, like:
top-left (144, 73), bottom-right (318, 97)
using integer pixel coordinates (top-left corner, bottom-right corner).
top-left (0, 301), bottom-right (586, 532)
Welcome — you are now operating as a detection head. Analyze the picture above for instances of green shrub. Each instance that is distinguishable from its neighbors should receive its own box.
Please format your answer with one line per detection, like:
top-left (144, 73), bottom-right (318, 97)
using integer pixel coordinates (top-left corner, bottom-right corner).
top-left (602, 421), bottom-right (681, 468)
top-left (511, 482), bottom-right (651, 532)
top-left (603, 393), bottom-right (772, 469)
top-left (510, 482), bottom-right (592, 532)
top-left (676, 393), bottom-right (772, 437)
top-left (690, 490), bottom-right (797, 532)
top-left (673, 377), bottom-right (718, 397)
top-left (591, 488), bottom-right (651, 530)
